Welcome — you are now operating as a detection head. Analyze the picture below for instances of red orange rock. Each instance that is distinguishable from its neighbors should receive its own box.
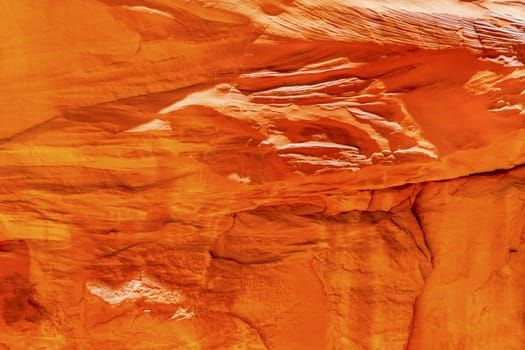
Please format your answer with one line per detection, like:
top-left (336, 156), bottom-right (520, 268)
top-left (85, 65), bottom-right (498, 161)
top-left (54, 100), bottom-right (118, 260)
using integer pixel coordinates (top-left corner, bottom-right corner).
top-left (0, 1), bottom-right (524, 349)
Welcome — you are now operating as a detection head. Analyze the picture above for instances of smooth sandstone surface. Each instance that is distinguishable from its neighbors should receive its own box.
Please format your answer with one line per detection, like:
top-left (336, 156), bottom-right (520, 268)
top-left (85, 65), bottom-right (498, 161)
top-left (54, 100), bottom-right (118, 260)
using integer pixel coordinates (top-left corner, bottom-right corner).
top-left (0, 1), bottom-right (524, 349)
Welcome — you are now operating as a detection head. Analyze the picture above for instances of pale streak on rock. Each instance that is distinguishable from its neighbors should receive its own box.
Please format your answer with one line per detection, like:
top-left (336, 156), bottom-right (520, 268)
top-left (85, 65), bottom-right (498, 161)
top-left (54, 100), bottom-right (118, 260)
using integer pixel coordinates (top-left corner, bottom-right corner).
top-left (228, 173), bottom-right (251, 184)
top-left (86, 275), bottom-right (183, 306)
top-left (122, 5), bottom-right (174, 19)
top-left (169, 307), bottom-right (194, 321)
top-left (126, 119), bottom-right (172, 133)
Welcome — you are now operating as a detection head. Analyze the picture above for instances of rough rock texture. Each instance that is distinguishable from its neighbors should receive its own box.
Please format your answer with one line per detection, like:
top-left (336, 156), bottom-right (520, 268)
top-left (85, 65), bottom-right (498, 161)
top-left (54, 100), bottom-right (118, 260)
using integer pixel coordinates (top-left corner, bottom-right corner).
top-left (0, 1), bottom-right (524, 349)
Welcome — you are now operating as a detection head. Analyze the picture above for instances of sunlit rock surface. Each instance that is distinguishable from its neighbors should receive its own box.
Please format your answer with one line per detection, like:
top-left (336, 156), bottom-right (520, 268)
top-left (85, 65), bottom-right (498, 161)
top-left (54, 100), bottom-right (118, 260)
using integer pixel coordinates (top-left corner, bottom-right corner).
top-left (0, 0), bottom-right (524, 349)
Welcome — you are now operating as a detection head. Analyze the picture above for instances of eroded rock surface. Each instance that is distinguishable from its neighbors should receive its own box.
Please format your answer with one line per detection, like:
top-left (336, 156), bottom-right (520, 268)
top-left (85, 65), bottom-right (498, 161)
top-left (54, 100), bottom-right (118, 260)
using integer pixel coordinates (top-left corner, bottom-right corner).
top-left (0, 1), bottom-right (524, 349)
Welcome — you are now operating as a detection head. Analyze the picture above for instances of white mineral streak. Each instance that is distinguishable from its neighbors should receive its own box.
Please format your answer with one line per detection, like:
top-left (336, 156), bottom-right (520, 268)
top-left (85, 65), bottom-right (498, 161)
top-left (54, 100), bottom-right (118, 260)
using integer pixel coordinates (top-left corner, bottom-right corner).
top-left (86, 275), bottom-right (183, 306)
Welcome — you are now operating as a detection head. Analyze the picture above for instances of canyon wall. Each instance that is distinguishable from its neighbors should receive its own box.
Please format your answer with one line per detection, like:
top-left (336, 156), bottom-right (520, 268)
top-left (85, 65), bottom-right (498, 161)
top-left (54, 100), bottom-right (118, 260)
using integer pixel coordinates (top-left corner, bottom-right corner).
top-left (0, 1), bottom-right (524, 349)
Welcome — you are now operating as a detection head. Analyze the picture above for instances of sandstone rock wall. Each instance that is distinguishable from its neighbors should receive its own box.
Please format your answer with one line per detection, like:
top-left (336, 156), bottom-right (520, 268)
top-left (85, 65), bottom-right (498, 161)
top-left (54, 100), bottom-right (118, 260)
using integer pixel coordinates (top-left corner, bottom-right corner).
top-left (0, 1), bottom-right (524, 349)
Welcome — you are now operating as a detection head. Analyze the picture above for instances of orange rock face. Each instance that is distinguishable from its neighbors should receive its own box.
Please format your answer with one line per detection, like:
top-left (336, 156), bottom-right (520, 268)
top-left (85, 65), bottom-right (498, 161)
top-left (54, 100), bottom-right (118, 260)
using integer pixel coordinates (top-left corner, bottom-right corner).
top-left (1, 1), bottom-right (524, 349)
